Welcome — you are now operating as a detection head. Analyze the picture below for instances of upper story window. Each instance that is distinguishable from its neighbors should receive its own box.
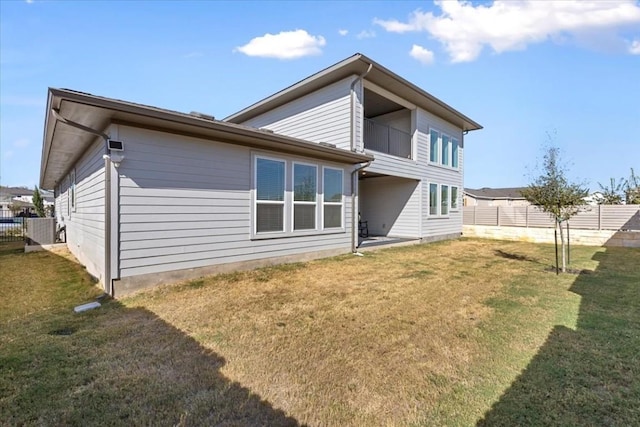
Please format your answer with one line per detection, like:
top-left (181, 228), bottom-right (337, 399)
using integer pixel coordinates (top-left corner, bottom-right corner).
top-left (429, 128), bottom-right (460, 170)
top-left (429, 130), bottom-right (439, 163)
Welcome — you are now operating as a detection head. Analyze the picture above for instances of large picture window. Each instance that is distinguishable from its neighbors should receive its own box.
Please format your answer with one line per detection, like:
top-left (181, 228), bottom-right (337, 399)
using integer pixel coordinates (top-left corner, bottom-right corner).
top-left (323, 168), bottom-right (343, 228)
top-left (293, 163), bottom-right (317, 230)
top-left (256, 158), bottom-right (285, 233)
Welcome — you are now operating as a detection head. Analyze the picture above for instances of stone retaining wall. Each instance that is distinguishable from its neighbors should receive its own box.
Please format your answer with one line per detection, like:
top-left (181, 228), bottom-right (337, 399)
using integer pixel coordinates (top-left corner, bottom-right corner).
top-left (462, 225), bottom-right (640, 248)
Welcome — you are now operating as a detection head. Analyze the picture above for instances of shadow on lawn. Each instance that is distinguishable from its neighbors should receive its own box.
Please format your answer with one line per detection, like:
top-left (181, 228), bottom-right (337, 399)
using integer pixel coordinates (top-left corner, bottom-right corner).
top-left (477, 247), bottom-right (640, 426)
top-left (0, 249), bottom-right (301, 426)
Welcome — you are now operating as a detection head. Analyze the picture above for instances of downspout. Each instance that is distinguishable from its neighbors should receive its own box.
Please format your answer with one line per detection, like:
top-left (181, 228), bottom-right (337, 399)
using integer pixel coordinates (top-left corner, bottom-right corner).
top-left (351, 161), bottom-right (371, 253)
top-left (349, 63), bottom-right (373, 253)
top-left (51, 108), bottom-right (113, 296)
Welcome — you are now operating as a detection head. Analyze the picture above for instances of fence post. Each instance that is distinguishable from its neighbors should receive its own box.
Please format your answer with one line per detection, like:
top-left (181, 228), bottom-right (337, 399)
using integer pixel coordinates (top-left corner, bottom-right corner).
top-left (525, 205), bottom-right (529, 228)
top-left (497, 206), bottom-right (501, 226)
top-left (473, 206), bottom-right (477, 225)
top-left (598, 205), bottom-right (602, 230)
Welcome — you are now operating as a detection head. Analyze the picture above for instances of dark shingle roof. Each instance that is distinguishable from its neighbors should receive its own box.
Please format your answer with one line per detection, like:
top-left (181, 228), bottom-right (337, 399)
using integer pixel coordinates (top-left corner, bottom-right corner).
top-left (464, 187), bottom-right (527, 200)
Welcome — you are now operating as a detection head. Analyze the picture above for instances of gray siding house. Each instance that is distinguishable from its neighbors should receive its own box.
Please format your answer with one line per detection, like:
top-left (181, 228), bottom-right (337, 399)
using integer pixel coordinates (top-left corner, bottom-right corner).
top-left (40, 53), bottom-right (481, 296)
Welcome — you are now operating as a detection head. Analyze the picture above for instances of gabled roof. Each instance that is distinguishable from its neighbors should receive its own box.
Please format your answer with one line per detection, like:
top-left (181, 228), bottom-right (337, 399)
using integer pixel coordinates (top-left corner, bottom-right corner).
top-left (40, 89), bottom-right (373, 189)
top-left (225, 53), bottom-right (482, 132)
top-left (464, 187), bottom-right (527, 200)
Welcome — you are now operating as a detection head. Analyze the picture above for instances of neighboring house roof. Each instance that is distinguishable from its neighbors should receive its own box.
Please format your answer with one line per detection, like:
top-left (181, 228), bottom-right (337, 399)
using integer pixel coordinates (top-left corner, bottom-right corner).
top-left (0, 186), bottom-right (34, 197)
top-left (464, 187), bottom-right (527, 200)
top-left (40, 88), bottom-right (373, 189)
top-left (224, 53), bottom-right (483, 132)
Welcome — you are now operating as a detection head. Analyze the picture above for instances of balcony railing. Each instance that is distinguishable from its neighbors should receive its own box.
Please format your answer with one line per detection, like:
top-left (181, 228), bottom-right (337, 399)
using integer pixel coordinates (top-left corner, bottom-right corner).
top-left (363, 118), bottom-right (412, 159)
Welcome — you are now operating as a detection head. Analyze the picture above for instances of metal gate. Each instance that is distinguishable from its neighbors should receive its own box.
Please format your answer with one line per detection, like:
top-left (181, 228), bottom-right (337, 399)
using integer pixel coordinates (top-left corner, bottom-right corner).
top-left (0, 211), bottom-right (28, 242)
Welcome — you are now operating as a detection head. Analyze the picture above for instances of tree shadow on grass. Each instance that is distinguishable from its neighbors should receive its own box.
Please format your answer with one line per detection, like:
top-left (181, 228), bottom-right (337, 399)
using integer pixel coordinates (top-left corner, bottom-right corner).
top-left (0, 249), bottom-right (301, 426)
top-left (477, 247), bottom-right (640, 426)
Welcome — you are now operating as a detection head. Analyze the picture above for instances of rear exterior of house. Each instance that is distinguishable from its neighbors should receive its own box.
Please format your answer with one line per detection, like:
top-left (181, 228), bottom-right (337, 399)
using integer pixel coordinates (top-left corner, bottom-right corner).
top-left (41, 54), bottom-right (480, 296)
top-left (42, 89), bottom-right (371, 296)
top-left (226, 54), bottom-right (482, 243)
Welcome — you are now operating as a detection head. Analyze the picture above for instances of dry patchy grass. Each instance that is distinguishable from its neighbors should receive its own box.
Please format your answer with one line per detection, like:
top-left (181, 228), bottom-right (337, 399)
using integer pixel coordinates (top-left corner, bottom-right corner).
top-left (1, 238), bottom-right (638, 426)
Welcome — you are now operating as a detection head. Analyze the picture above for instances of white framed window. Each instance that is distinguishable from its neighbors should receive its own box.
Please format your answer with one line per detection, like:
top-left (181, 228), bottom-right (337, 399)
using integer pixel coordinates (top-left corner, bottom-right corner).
top-left (429, 129), bottom-right (439, 163)
top-left (429, 183), bottom-right (438, 216)
top-left (255, 157), bottom-right (285, 233)
top-left (452, 138), bottom-right (459, 169)
top-left (293, 162), bottom-right (317, 231)
top-left (451, 186), bottom-right (459, 211)
top-left (441, 185), bottom-right (450, 216)
top-left (323, 167), bottom-right (343, 229)
top-left (441, 134), bottom-right (450, 166)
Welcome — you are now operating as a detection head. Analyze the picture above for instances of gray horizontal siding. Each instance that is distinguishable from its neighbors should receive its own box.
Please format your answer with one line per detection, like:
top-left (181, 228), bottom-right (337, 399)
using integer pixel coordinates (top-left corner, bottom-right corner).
top-left (58, 138), bottom-right (105, 282)
top-left (359, 176), bottom-right (420, 237)
top-left (240, 77), bottom-right (354, 150)
top-left (117, 125), bottom-right (354, 279)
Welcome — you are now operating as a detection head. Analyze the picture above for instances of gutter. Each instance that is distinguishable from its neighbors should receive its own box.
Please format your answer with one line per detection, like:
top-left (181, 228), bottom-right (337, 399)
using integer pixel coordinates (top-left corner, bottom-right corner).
top-left (50, 107), bottom-right (114, 296)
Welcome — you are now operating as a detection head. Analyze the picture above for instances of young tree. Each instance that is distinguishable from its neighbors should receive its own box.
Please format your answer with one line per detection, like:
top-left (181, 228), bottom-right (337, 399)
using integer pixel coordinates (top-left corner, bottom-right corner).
top-left (596, 177), bottom-right (625, 205)
top-left (626, 168), bottom-right (640, 205)
top-left (33, 186), bottom-right (45, 217)
top-left (521, 146), bottom-right (588, 273)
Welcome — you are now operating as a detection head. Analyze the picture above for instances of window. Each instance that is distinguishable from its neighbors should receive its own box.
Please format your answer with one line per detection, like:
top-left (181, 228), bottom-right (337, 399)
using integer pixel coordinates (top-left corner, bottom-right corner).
top-left (429, 130), bottom-right (439, 163)
top-left (70, 169), bottom-right (76, 212)
top-left (255, 157), bottom-right (285, 233)
top-left (323, 168), bottom-right (343, 228)
top-left (441, 134), bottom-right (450, 166)
top-left (429, 183), bottom-right (438, 215)
top-left (293, 163), bottom-right (317, 230)
top-left (441, 185), bottom-right (449, 215)
top-left (451, 186), bottom-right (459, 210)
top-left (452, 138), bottom-right (459, 169)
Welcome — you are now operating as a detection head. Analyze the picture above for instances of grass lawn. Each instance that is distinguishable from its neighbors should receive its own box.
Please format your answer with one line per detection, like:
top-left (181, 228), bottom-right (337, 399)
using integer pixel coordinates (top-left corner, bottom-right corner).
top-left (1, 239), bottom-right (638, 426)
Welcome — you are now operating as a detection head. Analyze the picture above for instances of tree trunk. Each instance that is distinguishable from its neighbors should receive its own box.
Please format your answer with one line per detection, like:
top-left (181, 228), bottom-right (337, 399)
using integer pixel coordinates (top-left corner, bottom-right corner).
top-left (558, 220), bottom-right (566, 273)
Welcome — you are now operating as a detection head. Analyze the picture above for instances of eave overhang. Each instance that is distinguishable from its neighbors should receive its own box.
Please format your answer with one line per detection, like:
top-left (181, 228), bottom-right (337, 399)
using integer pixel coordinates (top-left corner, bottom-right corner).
top-left (40, 88), bottom-right (373, 189)
top-left (224, 53), bottom-right (483, 132)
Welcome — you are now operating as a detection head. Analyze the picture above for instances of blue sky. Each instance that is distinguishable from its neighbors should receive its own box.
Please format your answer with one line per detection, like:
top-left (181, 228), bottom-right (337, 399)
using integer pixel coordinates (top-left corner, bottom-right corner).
top-left (1, 0), bottom-right (639, 191)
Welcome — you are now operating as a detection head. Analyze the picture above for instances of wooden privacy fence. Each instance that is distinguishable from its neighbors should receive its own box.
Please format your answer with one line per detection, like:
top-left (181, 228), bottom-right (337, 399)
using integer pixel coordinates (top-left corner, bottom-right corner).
top-left (463, 205), bottom-right (640, 231)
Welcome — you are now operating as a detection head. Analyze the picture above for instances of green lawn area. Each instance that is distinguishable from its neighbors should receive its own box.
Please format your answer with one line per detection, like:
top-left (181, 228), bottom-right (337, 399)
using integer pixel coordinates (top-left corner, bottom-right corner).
top-left (1, 239), bottom-right (638, 426)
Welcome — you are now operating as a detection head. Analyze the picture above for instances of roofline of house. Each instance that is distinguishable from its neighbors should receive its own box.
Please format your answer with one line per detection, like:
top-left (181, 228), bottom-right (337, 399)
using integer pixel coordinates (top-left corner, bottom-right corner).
top-left (40, 88), bottom-right (374, 189)
top-left (224, 53), bottom-right (483, 132)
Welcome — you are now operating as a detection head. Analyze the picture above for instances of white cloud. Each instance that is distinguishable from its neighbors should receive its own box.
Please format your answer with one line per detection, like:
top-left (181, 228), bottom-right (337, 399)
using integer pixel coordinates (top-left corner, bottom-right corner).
top-left (374, 0), bottom-right (640, 62)
top-left (630, 39), bottom-right (640, 55)
top-left (13, 138), bottom-right (30, 148)
top-left (409, 44), bottom-right (434, 65)
top-left (338, 29), bottom-right (349, 36)
top-left (356, 30), bottom-right (376, 40)
top-left (3, 150), bottom-right (14, 160)
top-left (235, 29), bottom-right (326, 59)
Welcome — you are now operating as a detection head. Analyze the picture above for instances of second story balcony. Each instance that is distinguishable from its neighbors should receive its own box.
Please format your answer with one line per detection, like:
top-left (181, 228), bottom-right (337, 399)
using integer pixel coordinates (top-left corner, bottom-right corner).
top-left (364, 118), bottom-right (412, 159)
